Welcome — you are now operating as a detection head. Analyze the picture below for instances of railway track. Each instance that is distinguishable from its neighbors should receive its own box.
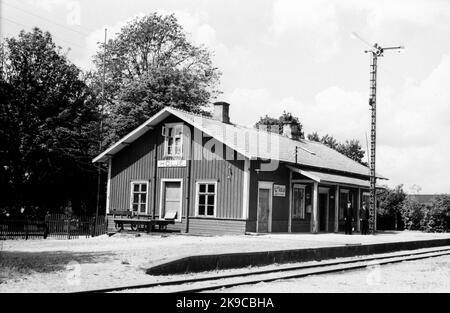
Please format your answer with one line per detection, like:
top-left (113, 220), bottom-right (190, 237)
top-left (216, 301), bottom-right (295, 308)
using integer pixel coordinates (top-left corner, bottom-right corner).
top-left (80, 246), bottom-right (450, 293)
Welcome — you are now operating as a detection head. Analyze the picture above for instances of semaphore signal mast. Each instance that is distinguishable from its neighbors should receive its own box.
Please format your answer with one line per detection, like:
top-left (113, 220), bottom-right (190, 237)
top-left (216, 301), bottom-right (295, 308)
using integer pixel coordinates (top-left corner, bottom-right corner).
top-left (353, 32), bottom-right (404, 234)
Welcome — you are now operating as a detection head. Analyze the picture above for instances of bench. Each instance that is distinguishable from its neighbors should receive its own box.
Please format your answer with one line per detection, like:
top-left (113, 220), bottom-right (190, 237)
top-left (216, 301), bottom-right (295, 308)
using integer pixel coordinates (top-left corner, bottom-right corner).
top-left (153, 212), bottom-right (176, 230)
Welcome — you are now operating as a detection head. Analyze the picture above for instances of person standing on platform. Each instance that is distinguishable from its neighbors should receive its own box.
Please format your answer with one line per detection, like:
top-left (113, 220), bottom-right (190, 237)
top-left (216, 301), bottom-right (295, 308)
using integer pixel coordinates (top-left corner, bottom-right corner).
top-left (344, 200), bottom-right (353, 235)
top-left (360, 203), bottom-right (369, 235)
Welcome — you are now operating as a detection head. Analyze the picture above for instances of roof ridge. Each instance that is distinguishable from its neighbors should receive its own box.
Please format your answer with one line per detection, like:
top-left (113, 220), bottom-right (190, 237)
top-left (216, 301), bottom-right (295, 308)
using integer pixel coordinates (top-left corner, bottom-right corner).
top-left (312, 140), bottom-right (371, 171)
top-left (167, 106), bottom-right (215, 120)
top-left (169, 106), bottom-right (323, 147)
top-left (168, 105), bottom-right (371, 173)
top-left (241, 123), bottom-right (319, 146)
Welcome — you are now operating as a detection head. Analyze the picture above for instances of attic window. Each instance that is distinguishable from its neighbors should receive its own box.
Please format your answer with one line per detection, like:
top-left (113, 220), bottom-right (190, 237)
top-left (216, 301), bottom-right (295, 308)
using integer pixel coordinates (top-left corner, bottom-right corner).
top-left (163, 123), bottom-right (183, 157)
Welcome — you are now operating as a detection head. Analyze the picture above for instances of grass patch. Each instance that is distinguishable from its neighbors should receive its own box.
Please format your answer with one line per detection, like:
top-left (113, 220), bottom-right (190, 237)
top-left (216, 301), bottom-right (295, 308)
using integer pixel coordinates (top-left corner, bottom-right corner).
top-left (0, 250), bottom-right (112, 283)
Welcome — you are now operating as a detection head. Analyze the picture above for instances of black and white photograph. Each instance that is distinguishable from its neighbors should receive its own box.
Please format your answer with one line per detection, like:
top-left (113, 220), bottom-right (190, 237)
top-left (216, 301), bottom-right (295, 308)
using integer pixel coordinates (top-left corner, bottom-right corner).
top-left (1, 0), bottom-right (449, 302)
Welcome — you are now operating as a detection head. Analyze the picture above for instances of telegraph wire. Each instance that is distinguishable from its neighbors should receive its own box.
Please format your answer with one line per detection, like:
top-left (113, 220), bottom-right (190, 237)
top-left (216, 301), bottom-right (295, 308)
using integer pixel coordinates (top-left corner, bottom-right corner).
top-left (0, 15), bottom-right (86, 50)
top-left (3, 0), bottom-right (97, 34)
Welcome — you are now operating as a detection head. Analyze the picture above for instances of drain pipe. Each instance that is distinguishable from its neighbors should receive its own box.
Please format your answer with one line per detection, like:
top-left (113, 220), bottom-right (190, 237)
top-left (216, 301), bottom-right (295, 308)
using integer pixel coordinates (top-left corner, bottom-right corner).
top-left (185, 129), bottom-right (194, 233)
top-left (152, 141), bottom-right (158, 220)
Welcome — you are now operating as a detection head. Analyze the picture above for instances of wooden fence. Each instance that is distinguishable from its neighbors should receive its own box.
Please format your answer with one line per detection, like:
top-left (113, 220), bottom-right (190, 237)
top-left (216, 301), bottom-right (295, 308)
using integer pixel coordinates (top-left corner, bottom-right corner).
top-left (0, 215), bottom-right (107, 240)
top-left (0, 219), bottom-right (47, 240)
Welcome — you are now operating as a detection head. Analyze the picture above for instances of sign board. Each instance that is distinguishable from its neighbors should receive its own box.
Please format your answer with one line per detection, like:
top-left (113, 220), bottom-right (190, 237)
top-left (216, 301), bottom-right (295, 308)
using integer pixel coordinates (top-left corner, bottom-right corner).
top-left (273, 184), bottom-right (286, 197)
top-left (157, 160), bottom-right (187, 168)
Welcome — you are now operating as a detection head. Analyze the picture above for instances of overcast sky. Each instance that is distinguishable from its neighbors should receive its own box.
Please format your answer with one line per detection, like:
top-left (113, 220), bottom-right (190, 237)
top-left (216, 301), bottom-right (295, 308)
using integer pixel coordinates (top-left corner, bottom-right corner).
top-left (2, 0), bottom-right (450, 194)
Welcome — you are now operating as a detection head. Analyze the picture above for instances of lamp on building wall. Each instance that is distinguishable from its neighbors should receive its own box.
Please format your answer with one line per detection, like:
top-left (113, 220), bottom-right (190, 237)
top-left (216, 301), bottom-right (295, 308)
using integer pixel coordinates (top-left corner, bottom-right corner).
top-left (227, 165), bottom-right (232, 180)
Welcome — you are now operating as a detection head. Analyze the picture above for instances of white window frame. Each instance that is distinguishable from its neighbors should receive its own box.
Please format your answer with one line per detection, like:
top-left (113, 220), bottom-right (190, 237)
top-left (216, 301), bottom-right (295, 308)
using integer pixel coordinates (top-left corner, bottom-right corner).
top-left (292, 184), bottom-right (306, 220)
top-left (159, 178), bottom-right (183, 222)
top-left (163, 123), bottom-right (184, 158)
top-left (195, 180), bottom-right (218, 218)
top-left (129, 180), bottom-right (149, 215)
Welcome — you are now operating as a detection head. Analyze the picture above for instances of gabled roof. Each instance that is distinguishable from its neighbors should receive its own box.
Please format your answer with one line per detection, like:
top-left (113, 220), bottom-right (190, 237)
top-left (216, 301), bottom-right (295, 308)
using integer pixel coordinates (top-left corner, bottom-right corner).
top-left (93, 107), bottom-right (386, 180)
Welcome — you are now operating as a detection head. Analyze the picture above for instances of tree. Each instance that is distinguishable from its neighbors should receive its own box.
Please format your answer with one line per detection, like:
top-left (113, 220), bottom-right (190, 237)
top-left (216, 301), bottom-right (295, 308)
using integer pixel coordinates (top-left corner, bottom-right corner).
top-left (306, 132), bottom-right (367, 165)
top-left (255, 115), bottom-right (281, 133)
top-left (91, 13), bottom-right (221, 145)
top-left (320, 134), bottom-right (339, 150)
top-left (400, 198), bottom-right (425, 231)
top-left (0, 28), bottom-right (100, 216)
top-left (377, 185), bottom-right (407, 230)
top-left (255, 111), bottom-right (305, 139)
top-left (337, 139), bottom-right (366, 165)
top-left (307, 132), bottom-right (320, 142)
top-left (422, 195), bottom-right (450, 232)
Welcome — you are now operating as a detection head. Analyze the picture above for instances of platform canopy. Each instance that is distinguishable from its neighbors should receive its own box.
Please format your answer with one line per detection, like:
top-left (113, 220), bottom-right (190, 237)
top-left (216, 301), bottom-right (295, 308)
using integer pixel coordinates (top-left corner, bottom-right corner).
top-left (286, 165), bottom-right (386, 189)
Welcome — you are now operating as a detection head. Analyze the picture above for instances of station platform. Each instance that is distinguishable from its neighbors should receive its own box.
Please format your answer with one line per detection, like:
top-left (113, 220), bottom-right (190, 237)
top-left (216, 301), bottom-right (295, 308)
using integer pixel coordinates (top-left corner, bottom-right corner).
top-left (3, 230), bottom-right (450, 292)
top-left (146, 231), bottom-right (450, 275)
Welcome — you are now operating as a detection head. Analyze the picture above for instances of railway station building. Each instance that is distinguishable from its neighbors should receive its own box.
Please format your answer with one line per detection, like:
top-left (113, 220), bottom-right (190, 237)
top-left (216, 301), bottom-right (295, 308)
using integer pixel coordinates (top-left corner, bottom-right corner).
top-left (93, 102), bottom-right (386, 235)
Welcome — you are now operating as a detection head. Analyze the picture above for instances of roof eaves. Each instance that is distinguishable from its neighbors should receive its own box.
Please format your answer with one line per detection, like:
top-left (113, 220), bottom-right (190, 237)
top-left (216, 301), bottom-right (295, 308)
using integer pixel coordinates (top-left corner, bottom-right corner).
top-left (92, 107), bottom-right (254, 163)
top-left (167, 108), bottom-right (253, 160)
top-left (92, 108), bottom-right (171, 163)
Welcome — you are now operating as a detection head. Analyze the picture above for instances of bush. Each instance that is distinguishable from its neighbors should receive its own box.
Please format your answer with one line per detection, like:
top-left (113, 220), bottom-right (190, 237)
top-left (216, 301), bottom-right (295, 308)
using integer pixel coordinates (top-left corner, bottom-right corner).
top-left (421, 195), bottom-right (450, 232)
top-left (400, 198), bottom-right (425, 231)
top-left (376, 185), bottom-right (407, 230)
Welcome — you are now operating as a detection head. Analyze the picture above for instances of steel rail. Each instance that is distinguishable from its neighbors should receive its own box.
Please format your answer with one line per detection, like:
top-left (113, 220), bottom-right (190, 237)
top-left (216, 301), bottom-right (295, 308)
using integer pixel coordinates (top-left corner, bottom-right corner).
top-left (76, 246), bottom-right (450, 293)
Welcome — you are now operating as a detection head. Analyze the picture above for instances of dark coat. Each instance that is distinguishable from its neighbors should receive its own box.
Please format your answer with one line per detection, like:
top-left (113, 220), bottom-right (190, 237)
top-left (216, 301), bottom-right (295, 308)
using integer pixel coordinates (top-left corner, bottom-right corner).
top-left (344, 205), bottom-right (353, 220)
top-left (360, 207), bottom-right (369, 221)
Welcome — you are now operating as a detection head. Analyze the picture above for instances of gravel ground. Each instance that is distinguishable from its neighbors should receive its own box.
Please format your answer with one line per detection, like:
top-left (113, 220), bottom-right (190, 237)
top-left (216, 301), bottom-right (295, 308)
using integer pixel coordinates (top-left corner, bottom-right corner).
top-left (0, 231), bottom-right (449, 293)
top-left (218, 255), bottom-right (450, 293)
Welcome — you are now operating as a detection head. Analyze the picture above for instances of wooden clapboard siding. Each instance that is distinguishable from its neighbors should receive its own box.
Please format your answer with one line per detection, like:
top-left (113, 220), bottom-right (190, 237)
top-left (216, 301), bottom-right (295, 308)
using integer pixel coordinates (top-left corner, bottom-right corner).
top-left (248, 160), bottom-right (291, 231)
top-left (291, 220), bottom-right (311, 232)
top-left (189, 128), bottom-right (245, 219)
top-left (109, 114), bottom-right (246, 228)
top-left (106, 216), bottom-right (246, 235)
top-left (272, 220), bottom-right (289, 232)
top-left (190, 159), bottom-right (244, 219)
top-left (187, 218), bottom-right (246, 235)
top-left (110, 130), bottom-right (157, 213)
top-left (246, 220), bottom-right (256, 233)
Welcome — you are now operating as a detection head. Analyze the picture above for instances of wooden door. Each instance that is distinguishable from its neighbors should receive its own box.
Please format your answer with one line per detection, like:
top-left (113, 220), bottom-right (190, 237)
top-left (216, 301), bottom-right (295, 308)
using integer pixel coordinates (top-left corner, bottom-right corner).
top-left (257, 182), bottom-right (273, 233)
top-left (163, 181), bottom-right (181, 219)
top-left (319, 193), bottom-right (328, 232)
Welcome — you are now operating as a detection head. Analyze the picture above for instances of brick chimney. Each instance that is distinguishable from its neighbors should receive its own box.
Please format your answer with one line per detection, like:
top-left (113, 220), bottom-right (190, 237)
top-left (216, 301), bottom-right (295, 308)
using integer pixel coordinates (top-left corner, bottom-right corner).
top-left (213, 102), bottom-right (230, 124)
top-left (282, 122), bottom-right (300, 140)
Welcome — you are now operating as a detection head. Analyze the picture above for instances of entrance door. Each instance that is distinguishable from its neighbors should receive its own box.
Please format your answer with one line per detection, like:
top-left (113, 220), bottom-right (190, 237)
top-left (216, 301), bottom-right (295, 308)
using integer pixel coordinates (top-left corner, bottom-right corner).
top-left (339, 190), bottom-right (349, 221)
top-left (257, 182), bottom-right (273, 233)
top-left (161, 180), bottom-right (182, 220)
top-left (319, 193), bottom-right (328, 232)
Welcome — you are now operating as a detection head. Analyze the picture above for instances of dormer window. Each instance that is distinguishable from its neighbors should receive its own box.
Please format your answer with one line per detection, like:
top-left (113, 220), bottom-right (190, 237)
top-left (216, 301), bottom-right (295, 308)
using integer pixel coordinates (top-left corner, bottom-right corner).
top-left (162, 123), bottom-right (183, 157)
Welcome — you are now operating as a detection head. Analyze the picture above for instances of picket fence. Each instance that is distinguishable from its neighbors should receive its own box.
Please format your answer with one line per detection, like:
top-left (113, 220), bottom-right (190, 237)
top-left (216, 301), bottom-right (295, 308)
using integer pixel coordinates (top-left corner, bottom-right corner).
top-left (0, 214), bottom-right (107, 240)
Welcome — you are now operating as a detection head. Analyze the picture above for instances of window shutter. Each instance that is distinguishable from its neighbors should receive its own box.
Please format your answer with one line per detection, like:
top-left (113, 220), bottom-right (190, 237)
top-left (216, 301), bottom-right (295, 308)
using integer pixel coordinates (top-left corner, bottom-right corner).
top-left (162, 126), bottom-right (168, 137)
